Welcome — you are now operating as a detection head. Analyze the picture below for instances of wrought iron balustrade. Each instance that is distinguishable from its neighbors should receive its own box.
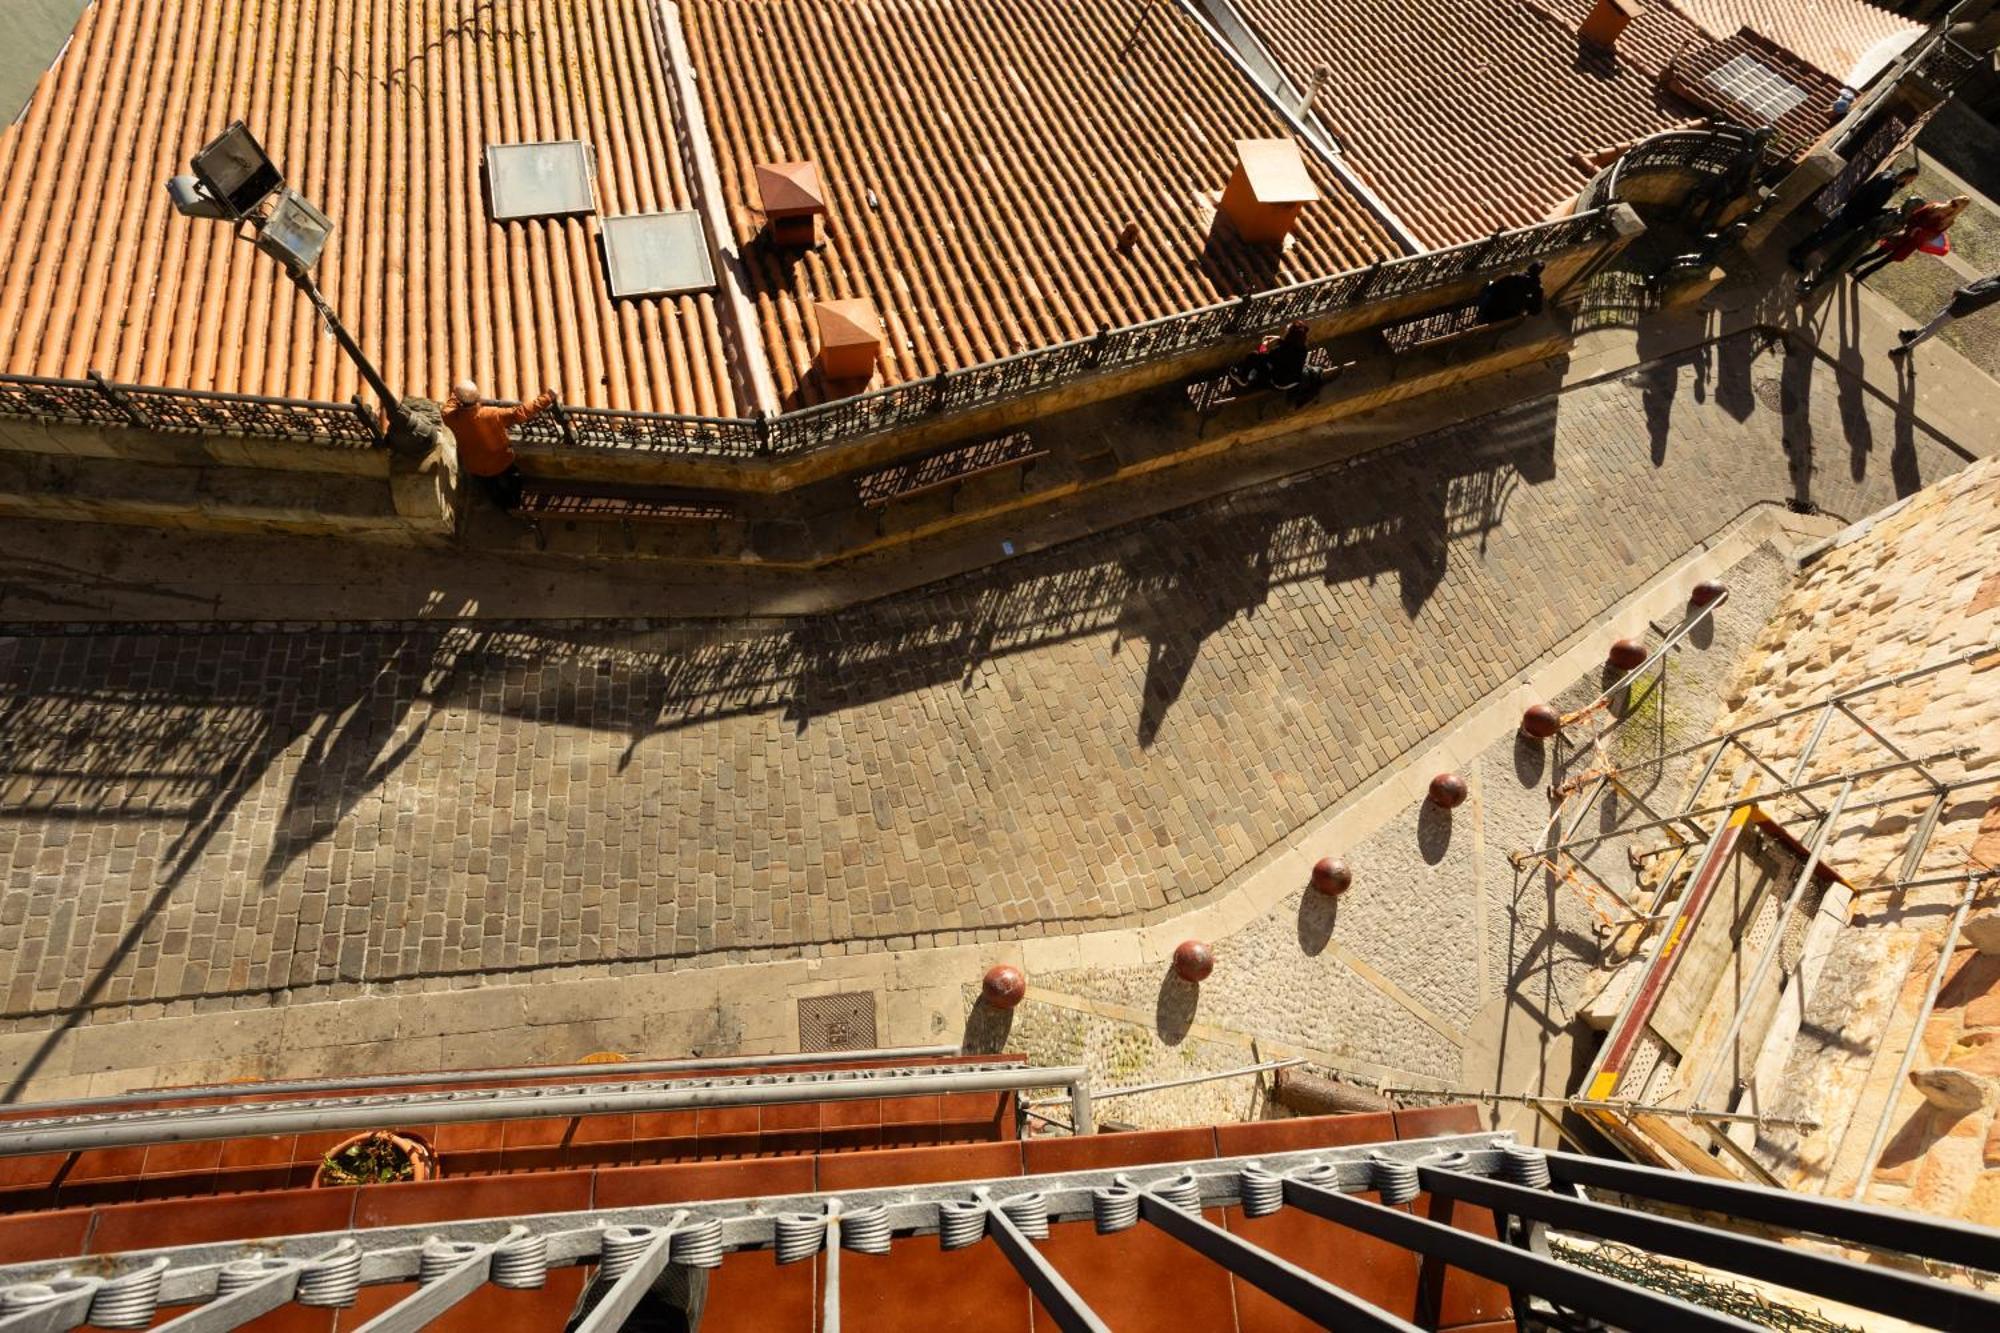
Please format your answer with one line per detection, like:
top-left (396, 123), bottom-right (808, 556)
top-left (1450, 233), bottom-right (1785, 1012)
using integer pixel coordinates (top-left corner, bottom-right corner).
top-left (0, 209), bottom-right (1625, 463)
top-left (0, 372), bottom-right (380, 446)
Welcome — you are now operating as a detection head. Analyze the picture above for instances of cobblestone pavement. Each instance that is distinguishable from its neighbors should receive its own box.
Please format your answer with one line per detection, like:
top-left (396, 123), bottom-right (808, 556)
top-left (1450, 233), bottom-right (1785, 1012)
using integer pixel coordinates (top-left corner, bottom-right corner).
top-left (0, 334), bottom-right (1970, 1034)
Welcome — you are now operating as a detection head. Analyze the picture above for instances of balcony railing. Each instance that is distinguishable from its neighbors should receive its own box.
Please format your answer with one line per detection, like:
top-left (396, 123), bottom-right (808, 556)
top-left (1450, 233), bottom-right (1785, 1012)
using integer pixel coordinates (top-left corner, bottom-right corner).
top-left (0, 372), bottom-right (381, 447)
top-left (0, 209), bottom-right (1624, 463)
top-left (0, 1135), bottom-right (1993, 1331)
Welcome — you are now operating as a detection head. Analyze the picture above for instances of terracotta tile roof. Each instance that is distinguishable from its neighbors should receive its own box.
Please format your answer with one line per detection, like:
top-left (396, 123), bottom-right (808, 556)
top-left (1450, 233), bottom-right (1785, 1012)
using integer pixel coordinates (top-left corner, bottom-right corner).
top-left (679, 0), bottom-right (1400, 406)
top-left (1671, 0), bottom-right (1921, 83)
top-left (0, 0), bottom-right (745, 416)
top-left (1233, 0), bottom-right (1699, 246)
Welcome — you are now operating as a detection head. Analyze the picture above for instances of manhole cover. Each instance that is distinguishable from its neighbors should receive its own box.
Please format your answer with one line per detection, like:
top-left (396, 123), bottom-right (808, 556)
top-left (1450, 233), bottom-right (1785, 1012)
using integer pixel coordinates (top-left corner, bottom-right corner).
top-left (798, 992), bottom-right (879, 1052)
top-left (1752, 375), bottom-right (1798, 415)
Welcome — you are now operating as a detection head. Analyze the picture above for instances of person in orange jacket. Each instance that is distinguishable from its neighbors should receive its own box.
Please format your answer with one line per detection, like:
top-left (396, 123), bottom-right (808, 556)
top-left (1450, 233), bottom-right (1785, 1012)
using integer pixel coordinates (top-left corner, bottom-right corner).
top-left (443, 379), bottom-right (556, 510)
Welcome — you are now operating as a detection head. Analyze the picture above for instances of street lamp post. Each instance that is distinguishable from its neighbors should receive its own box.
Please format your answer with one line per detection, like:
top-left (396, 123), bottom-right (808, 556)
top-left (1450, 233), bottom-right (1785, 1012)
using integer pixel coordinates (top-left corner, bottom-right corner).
top-left (166, 121), bottom-right (410, 436)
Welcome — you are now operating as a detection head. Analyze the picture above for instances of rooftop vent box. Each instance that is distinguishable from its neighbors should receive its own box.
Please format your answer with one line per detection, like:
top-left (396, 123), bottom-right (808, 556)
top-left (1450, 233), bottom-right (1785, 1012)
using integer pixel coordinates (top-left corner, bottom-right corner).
top-left (813, 297), bottom-right (882, 380)
top-left (485, 141), bottom-right (596, 221)
top-left (1220, 138), bottom-right (1320, 246)
top-left (755, 159), bottom-right (828, 247)
top-left (600, 211), bottom-right (717, 299)
top-left (1580, 0), bottom-right (1645, 50)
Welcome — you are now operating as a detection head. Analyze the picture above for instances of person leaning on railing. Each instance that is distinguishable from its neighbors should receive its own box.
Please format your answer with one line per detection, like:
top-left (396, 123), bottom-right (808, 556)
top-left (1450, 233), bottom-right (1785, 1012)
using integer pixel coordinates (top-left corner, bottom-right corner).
top-left (443, 380), bottom-right (555, 510)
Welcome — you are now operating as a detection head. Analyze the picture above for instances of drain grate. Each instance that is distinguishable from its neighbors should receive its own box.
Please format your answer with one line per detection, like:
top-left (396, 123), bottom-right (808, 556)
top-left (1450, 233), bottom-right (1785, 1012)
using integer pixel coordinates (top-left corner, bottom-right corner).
top-left (798, 991), bottom-right (879, 1052)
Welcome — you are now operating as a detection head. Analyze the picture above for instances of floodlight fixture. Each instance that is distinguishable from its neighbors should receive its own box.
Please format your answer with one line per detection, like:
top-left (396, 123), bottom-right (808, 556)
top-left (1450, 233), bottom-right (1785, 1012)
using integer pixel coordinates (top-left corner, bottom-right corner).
top-left (164, 175), bottom-right (232, 221)
top-left (166, 123), bottom-right (407, 434)
top-left (255, 188), bottom-right (333, 273)
top-left (190, 120), bottom-right (283, 221)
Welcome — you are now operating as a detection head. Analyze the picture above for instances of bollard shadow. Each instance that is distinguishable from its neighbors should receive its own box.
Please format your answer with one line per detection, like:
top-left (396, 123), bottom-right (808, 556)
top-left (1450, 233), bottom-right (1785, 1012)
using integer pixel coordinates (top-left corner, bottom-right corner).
top-left (1156, 970), bottom-right (1199, 1046)
top-left (1512, 732), bottom-right (1546, 787)
top-left (1417, 800), bottom-right (1454, 864)
top-left (1297, 889), bottom-right (1339, 956)
top-left (962, 998), bottom-right (1016, 1054)
top-left (1688, 610), bottom-right (1714, 650)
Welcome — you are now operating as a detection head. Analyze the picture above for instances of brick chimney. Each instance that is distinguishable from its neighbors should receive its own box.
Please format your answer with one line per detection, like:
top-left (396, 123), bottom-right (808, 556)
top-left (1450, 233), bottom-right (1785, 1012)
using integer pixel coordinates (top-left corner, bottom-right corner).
top-left (754, 159), bottom-right (828, 247)
top-left (1580, 0), bottom-right (1644, 50)
top-left (1219, 138), bottom-right (1320, 246)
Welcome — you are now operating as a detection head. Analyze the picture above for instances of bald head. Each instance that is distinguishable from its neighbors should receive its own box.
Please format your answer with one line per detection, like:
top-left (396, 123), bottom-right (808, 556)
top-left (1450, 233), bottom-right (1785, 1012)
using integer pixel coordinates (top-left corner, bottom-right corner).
top-left (452, 379), bottom-right (482, 406)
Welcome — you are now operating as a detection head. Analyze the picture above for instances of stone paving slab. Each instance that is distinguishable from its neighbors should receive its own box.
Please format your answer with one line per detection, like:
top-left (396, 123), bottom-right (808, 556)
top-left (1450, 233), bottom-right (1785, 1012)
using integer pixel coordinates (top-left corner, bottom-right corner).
top-left (0, 336), bottom-right (1973, 1075)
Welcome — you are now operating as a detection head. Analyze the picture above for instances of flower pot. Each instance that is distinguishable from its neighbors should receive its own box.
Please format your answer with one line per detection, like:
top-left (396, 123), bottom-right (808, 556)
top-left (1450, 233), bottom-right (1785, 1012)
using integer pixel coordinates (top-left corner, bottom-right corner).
top-left (313, 1130), bottom-right (439, 1187)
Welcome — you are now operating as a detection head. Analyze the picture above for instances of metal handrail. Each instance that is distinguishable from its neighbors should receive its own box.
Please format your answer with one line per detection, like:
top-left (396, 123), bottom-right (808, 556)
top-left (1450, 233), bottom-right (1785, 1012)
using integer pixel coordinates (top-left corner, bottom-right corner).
top-left (9, 1044), bottom-right (966, 1114)
top-left (0, 209), bottom-right (1625, 460)
top-left (0, 1064), bottom-right (1089, 1156)
top-left (0, 371), bottom-right (380, 447)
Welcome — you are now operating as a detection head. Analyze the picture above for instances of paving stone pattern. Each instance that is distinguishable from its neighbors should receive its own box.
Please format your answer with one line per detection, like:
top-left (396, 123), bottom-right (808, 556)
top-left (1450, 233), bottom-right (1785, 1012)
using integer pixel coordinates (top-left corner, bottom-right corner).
top-left (0, 336), bottom-right (1968, 1030)
top-left (1014, 543), bottom-right (1795, 1105)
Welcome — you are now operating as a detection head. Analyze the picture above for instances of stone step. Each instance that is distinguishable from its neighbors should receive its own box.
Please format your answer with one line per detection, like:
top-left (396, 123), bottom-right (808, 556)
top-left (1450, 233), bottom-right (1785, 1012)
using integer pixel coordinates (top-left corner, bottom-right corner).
top-left (0, 446), bottom-right (418, 541)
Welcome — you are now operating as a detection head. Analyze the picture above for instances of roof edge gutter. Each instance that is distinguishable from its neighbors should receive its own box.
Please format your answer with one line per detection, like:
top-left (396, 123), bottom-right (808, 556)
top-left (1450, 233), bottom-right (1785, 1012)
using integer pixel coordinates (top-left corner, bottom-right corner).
top-left (1174, 0), bottom-right (1426, 254)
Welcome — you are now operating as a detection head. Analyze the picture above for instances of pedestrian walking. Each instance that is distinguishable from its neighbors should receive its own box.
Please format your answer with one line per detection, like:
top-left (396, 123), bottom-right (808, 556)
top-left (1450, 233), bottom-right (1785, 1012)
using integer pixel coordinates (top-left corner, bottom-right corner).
top-left (1799, 196), bottom-right (1918, 296)
top-left (1892, 272), bottom-right (2000, 356)
top-left (1788, 165), bottom-right (1918, 271)
top-left (1850, 196), bottom-right (1969, 283)
top-left (442, 380), bottom-right (556, 510)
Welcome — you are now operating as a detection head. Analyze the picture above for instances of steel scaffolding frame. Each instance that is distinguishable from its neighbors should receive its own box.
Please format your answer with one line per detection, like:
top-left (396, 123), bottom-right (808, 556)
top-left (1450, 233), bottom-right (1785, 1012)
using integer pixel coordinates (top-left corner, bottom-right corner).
top-left (1, 1135), bottom-right (1993, 1332)
top-left (1514, 636), bottom-right (1999, 1181)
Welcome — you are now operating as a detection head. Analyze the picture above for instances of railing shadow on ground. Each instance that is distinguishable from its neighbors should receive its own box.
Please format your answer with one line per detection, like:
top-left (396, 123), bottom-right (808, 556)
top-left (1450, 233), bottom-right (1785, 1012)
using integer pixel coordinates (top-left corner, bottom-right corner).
top-left (0, 399), bottom-right (1565, 1048)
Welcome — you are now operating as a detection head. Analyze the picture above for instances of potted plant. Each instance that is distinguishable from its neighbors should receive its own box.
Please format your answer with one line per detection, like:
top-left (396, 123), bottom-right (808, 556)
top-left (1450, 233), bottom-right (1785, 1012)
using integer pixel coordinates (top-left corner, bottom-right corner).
top-left (313, 1130), bottom-right (439, 1186)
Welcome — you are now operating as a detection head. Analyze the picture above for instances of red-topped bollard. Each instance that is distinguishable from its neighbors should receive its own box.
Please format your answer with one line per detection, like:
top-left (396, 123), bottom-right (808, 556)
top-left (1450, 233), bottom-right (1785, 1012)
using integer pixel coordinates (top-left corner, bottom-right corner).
top-left (1690, 580), bottom-right (1727, 609)
top-left (1607, 637), bottom-right (1648, 671)
top-left (1172, 939), bottom-right (1214, 983)
top-left (1311, 857), bottom-right (1352, 895)
top-left (1520, 703), bottom-right (1561, 740)
top-left (1428, 773), bottom-right (1468, 809)
top-left (981, 964), bottom-right (1027, 1010)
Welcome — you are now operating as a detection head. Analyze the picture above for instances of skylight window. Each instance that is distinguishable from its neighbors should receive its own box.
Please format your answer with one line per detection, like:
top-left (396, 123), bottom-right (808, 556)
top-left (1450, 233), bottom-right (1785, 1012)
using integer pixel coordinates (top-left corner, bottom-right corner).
top-left (484, 141), bottom-right (597, 221)
top-left (1703, 54), bottom-right (1810, 123)
top-left (599, 211), bottom-right (716, 299)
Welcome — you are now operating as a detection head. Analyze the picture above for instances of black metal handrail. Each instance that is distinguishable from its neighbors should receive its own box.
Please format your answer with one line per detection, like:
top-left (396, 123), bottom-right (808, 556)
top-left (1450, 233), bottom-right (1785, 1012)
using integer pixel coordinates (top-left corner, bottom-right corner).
top-left (0, 208), bottom-right (1624, 460)
top-left (0, 372), bottom-right (382, 447)
top-left (1577, 125), bottom-right (1772, 212)
top-left (1914, 35), bottom-right (1981, 91)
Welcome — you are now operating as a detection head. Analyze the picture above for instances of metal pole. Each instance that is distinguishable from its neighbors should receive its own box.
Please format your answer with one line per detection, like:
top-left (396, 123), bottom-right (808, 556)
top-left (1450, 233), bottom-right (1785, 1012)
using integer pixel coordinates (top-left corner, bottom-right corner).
top-left (1528, 752), bottom-right (1963, 861)
top-left (1688, 781), bottom-right (1854, 1108)
top-left (1850, 875), bottom-right (1986, 1199)
top-left (26, 1045), bottom-right (967, 1113)
top-left (1371, 1088), bottom-right (1819, 1131)
top-left (287, 266), bottom-right (408, 434)
top-left (1069, 1077), bottom-right (1094, 1135)
top-left (1564, 644), bottom-right (1999, 784)
top-left (1560, 591), bottom-right (1728, 727)
top-left (0, 1065), bottom-right (1088, 1157)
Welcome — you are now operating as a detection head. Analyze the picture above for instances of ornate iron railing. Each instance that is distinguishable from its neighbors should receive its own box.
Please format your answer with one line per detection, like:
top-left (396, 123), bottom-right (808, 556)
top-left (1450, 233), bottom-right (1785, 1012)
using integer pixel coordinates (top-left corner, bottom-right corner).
top-left (0, 209), bottom-right (1624, 461)
top-left (1914, 35), bottom-right (1982, 91)
top-left (0, 372), bottom-right (381, 447)
top-left (1577, 125), bottom-right (1773, 212)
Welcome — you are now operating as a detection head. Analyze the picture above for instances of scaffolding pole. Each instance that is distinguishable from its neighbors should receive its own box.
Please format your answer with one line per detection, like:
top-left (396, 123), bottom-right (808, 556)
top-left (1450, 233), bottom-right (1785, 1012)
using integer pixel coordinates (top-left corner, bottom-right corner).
top-left (1371, 1088), bottom-right (1820, 1132)
top-left (1523, 752), bottom-right (1967, 862)
top-left (1849, 874), bottom-right (1990, 1200)
top-left (1554, 642), bottom-right (1997, 784)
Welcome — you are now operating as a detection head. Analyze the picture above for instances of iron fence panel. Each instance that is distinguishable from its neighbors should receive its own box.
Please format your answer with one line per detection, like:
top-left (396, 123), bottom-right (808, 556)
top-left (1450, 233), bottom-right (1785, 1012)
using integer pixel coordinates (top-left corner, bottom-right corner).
top-left (0, 212), bottom-right (1624, 459)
